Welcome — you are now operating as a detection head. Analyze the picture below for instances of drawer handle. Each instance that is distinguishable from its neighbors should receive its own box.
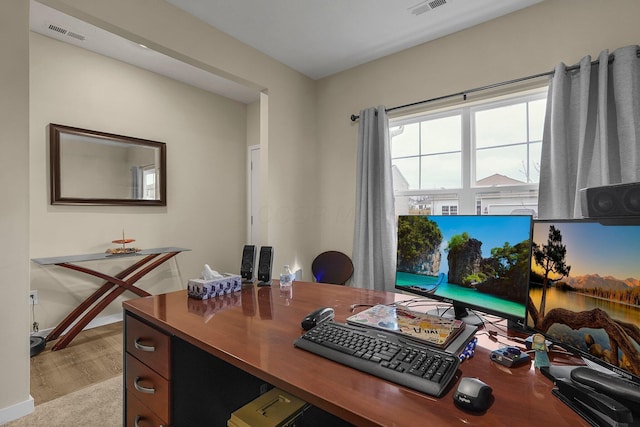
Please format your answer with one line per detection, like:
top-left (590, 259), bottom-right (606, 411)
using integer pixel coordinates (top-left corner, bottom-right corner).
top-left (134, 415), bottom-right (164, 427)
top-left (133, 377), bottom-right (156, 394)
top-left (134, 338), bottom-right (156, 352)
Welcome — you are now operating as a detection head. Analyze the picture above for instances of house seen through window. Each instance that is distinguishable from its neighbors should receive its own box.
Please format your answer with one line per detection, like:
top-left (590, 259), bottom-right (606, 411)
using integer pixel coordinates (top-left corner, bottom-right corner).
top-left (390, 89), bottom-right (547, 217)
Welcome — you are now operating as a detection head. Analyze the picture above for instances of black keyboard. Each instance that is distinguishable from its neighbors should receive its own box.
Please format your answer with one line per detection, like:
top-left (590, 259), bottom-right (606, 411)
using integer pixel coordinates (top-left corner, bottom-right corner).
top-left (294, 321), bottom-right (459, 397)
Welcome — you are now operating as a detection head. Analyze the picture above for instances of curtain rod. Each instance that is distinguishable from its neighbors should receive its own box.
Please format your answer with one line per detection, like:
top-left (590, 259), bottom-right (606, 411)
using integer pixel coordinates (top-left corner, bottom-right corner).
top-left (349, 70), bottom-right (553, 122)
top-left (349, 53), bottom-right (623, 122)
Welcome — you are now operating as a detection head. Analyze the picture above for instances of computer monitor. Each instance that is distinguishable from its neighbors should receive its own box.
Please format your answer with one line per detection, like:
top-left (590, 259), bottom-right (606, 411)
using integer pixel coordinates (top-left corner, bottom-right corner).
top-left (395, 215), bottom-right (533, 326)
top-left (527, 219), bottom-right (640, 384)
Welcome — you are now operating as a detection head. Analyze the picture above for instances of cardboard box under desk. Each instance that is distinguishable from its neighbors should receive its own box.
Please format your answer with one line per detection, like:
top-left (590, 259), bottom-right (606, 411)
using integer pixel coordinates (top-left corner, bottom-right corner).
top-left (227, 388), bottom-right (309, 427)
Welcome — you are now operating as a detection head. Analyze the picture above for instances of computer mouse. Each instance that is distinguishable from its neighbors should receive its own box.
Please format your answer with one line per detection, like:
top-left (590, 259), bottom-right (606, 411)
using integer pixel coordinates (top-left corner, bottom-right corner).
top-left (453, 377), bottom-right (493, 412)
top-left (301, 307), bottom-right (335, 331)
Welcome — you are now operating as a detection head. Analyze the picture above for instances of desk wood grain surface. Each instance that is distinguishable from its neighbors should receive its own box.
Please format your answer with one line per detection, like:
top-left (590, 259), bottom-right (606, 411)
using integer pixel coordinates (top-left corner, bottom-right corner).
top-left (123, 281), bottom-right (588, 427)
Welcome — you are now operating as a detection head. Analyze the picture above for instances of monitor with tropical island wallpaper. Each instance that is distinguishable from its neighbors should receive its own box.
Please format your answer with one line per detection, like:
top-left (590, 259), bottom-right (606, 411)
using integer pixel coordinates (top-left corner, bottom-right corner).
top-left (395, 215), bottom-right (533, 326)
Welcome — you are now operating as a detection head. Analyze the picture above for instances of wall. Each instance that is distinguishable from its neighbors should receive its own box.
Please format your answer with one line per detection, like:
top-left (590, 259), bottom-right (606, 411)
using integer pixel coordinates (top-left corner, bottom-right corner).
top-left (315, 0), bottom-right (640, 257)
top-left (36, 0), bottom-right (320, 279)
top-left (0, 0), bottom-right (31, 422)
top-left (29, 32), bottom-right (248, 330)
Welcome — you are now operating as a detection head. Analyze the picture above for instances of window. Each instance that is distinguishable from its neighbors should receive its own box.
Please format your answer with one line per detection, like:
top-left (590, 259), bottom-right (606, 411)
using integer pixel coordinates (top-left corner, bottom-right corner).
top-left (391, 90), bottom-right (546, 216)
top-left (441, 205), bottom-right (458, 215)
top-left (143, 166), bottom-right (157, 200)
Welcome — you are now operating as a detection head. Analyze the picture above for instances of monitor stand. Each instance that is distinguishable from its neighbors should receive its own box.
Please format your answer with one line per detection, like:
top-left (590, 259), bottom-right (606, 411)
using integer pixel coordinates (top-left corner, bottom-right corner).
top-left (427, 304), bottom-right (484, 326)
top-left (507, 318), bottom-right (528, 333)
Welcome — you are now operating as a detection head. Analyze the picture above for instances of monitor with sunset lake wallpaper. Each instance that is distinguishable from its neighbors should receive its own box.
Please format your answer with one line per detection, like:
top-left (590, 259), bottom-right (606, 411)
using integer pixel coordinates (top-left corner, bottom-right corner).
top-left (527, 219), bottom-right (640, 384)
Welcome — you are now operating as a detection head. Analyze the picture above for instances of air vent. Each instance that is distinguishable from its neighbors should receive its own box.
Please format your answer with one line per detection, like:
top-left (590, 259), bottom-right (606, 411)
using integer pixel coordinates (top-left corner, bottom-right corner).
top-left (47, 23), bottom-right (86, 42)
top-left (409, 0), bottom-right (447, 15)
top-left (67, 31), bottom-right (85, 41)
top-left (48, 24), bottom-right (67, 35)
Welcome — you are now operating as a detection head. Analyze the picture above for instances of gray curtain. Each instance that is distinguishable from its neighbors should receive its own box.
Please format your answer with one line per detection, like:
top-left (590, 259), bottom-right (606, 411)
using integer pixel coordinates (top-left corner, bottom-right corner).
top-left (352, 106), bottom-right (397, 291)
top-left (538, 45), bottom-right (640, 218)
top-left (131, 166), bottom-right (144, 199)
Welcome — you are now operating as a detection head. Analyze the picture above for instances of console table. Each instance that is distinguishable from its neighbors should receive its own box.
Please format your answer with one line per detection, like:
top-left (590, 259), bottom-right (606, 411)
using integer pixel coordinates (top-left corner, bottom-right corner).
top-left (32, 247), bottom-right (189, 351)
top-left (122, 281), bottom-right (588, 426)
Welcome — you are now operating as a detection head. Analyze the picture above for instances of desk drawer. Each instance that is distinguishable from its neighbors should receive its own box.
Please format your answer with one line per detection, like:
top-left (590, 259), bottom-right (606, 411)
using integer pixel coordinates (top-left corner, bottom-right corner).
top-left (126, 315), bottom-right (170, 379)
top-left (126, 392), bottom-right (169, 427)
top-left (126, 354), bottom-right (170, 422)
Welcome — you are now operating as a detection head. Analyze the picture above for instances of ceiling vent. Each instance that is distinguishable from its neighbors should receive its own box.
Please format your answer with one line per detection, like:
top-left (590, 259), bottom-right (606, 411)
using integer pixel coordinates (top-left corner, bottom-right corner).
top-left (47, 23), bottom-right (86, 42)
top-left (67, 31), bottom-right (86, 41)
top-left (409, 0), bottom-right (448, 16)
top-left (47, 24), bottom-right (67, 35)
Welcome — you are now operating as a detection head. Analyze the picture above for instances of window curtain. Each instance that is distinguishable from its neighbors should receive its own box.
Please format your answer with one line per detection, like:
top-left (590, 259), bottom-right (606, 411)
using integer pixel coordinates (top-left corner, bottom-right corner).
top-left (131, 166), bottom-right (144, 199)
top-left (538, 45), bottom-right (640, 218)
top-left (352, 106), bottom-right (397, 291)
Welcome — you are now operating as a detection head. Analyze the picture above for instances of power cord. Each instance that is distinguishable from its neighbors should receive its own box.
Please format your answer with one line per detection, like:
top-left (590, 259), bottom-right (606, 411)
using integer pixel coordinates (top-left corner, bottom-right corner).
top-left (29, 295), bottom-right (46, 357)
top-left (30, 293), bottom-right (39, 333)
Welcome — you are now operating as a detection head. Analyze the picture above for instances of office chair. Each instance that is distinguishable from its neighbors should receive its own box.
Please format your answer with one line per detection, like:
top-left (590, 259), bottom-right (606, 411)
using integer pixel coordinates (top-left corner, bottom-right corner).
top-left (311, 251), bottom-right (354, 285)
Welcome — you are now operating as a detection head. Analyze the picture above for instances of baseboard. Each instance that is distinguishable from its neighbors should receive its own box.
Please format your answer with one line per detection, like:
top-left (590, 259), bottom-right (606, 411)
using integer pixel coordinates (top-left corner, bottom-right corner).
top-left (0, 395), bottom-right (34, 425)
top-left (30, 312), bottom-right (123, 338)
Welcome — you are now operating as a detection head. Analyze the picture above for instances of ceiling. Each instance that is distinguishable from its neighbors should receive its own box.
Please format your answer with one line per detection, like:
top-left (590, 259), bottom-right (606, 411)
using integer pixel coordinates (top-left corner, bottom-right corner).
top-left (30, 0), bottom-right (543, 103)
top-left (164, 0), bottom-right (543, 80)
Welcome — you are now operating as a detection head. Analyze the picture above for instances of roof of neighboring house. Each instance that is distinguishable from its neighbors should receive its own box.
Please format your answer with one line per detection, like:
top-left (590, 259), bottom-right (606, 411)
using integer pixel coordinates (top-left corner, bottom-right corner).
top-left (476, 173), bottom-right (525, 186)
top-left (392, 165), bottom-right (409, 190)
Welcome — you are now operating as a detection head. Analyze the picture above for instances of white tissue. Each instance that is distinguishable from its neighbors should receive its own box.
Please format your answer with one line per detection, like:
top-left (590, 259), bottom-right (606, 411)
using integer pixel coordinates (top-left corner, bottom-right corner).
top-left (202, 264), bottom-right (223, 280)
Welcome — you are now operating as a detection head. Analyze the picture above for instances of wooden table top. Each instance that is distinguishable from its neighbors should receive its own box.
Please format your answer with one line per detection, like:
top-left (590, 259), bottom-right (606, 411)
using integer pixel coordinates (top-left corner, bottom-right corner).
top-left (123, 281), bottom-right (588, 427)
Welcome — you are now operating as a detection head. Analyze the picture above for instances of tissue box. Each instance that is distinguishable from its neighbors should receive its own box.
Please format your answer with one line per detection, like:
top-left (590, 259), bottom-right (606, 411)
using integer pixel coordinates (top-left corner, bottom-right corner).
top-left (187, 273), bottom-right (242, 300)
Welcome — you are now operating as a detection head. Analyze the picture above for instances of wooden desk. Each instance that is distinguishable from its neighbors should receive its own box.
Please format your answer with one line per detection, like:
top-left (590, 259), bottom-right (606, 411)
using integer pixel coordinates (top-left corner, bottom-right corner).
top-left (33, 247), bottom-right (189, 350)
top-left (122, 281), bottom-right (588, 426)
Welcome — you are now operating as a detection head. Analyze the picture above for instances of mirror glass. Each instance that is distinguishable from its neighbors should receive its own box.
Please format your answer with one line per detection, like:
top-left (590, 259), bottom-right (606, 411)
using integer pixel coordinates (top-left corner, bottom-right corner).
top-left (50, 124), bottom-right (166, 206)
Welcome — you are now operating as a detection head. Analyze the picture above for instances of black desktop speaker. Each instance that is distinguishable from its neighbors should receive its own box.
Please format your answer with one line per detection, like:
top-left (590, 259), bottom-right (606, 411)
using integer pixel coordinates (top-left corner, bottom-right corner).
top-left (580, 182), bottom-right (640, 218)
top-left (257, 246), bottom-right (274, 284)
top-left (240, 245), bottom-right (256, 281)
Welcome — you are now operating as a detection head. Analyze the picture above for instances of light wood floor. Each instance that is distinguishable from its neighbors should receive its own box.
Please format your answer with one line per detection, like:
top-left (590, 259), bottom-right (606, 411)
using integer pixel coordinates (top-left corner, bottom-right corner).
top-left (30, 322), bottom-right (123, 405)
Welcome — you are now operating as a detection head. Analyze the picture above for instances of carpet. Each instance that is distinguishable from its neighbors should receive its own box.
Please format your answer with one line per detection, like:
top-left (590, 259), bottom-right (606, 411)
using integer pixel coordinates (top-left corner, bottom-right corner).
top-left (5, 376), bottom-right (122, 427)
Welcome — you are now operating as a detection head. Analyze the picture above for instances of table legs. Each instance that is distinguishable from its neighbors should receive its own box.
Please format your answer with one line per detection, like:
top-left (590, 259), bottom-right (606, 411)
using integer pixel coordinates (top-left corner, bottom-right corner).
top-left (46, 252), bottom-right (180, 351)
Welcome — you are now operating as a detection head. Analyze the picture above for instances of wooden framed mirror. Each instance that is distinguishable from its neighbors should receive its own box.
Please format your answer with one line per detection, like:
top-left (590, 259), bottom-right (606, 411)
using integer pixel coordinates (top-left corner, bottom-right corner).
top-left (49, 123), bottom-right (166, 206)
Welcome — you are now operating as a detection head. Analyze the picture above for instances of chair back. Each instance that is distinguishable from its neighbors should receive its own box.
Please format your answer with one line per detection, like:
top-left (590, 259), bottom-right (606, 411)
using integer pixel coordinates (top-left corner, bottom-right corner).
top-left (311, 251), bottom-right (354, 285)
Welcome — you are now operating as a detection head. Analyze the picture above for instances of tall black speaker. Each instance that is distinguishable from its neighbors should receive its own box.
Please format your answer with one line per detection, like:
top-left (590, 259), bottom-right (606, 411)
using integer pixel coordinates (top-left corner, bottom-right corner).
top-left (257, 246), bottom-right (274, 286)
top-left (580, 182), bottom-right (640, 218)
top-left (240, 245), bottom-right (256, 282)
